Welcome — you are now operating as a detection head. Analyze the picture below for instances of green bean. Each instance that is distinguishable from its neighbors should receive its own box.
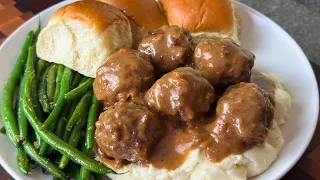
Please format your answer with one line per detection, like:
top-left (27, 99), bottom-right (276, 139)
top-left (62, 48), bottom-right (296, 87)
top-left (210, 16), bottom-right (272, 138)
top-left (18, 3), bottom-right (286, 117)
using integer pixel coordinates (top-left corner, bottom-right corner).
top-left (61, 75), bottom-right (85, 139)
top-left (23, 141), bottom-right (67, 179)
top-left (55, 102), bottom-right (71, 139)
top-left (85, 95), bottom-right (100, 152)
top-left (59, 116), bottom-right (88, 169)
top-left (34, 22), bottom-right (45, 79)
top-left (62, 99), bottom-right (80, 142)
top-left (23, 73), bottom-right (114, 174)
top-left (34, 131), bottom-right (42, 149)
top-left (39, 120), bottom-right (58, 155)
top-left (34, 22), bottom-right (41, 44)
top-left (55, 99), bottom-right (79, 142)
top-left (18, 46), bottom-right (36, 142)
top-left (66, 162), bottom-right (81, 180)
top-left (65, 78), bottom-right (93, 100)
top-left (71, 72), bottom-right (83, 89)
top-left (18, 73), bottom-right (29, 142)
top-left (46, 64), bottom-right (58, 109)
top-left (66, 90), bottom-right (92, 131)
top-left (18, 84), bottom-right (29, 141)
top-left (1, 31), bottom-right (34, 147)
top-left (38, 65), bottom-right (52, 113)
top-left (30, 50), bottom-right (44, 122)
top-left (36, 59), bottom-right (47, 79)
top-left (79, 139), bottom-right (91, 180)
top-left (17, 149), bottom-right (29, 174)
top-left (42, 67), bottom-right (73, 129)
top-left (79, 166), bottom-right (91, 180)
top-left (0, 126), bottom-right (5, 134)
top-left (54, 65), bottom-right (64, 104)
top-left (92, 173), bottom-right (102, 180)
top-left (68, 99), bottom-right (81, 119)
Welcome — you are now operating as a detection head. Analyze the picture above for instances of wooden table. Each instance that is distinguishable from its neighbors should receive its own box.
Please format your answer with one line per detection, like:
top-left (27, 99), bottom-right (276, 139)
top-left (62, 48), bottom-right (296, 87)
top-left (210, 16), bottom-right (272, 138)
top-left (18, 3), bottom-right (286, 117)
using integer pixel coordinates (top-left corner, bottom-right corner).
top-left (0, 0), bottom-right (319, 179)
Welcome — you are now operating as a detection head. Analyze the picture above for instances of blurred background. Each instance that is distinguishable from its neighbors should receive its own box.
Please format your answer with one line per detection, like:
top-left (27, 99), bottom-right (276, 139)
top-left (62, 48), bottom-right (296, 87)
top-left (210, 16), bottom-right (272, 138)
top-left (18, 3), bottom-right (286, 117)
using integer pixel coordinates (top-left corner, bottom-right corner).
top-left (0, 0), bottom-right (319, 179)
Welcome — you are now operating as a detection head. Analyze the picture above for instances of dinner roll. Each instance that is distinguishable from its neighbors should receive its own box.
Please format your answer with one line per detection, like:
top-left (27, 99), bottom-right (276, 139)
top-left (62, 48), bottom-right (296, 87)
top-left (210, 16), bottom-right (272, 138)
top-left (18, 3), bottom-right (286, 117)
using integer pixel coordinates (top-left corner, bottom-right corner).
top-left (158, 0), bottom-right (240, 44)
top-left (36, 1), bottom-right (133, 78)
top-left (98, 0), bottom-right (168, 48)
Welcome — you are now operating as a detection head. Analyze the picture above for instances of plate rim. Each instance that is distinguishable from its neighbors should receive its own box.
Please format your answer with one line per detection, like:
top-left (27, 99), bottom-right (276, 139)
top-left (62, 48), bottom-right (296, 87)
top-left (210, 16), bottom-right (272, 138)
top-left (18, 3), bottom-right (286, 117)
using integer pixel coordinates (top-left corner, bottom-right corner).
top-left (234, 1), bottom-right (319, 179)
top-left (0, 1), bottom-right (318, 180)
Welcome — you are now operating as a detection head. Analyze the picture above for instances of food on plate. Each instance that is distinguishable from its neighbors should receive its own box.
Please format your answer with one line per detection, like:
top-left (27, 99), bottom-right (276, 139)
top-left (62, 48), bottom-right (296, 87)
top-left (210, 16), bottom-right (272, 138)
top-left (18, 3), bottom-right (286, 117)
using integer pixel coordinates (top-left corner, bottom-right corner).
top-left (93, 25), bottom-right (290, 180)
top-left (207, 82), bottom-right (274, 162)
top-left (158, 0), bottom-right (240, 44)
top-left (144, 67), bottom-right (215, 122)
top-left (251, 69), bottom-right (276, 101)
top-left (93, 49), bottom-right (154, 106)
top-left (98, 0), bottom-right (168, 48)
top-left (193, 38), bottom-right (255, 86)
top-left (0, 1), bottom-right (292, 180)
top-left (1, 18), bottom-right (117, 178)
top-left (107, 72), bottom-right (291, 180)
top-left (138, 25), bottom-right (194, 75)
top-left (95, 102), bottom-right (163, 166)
top-left (36, 0), bottom-right (133, 78)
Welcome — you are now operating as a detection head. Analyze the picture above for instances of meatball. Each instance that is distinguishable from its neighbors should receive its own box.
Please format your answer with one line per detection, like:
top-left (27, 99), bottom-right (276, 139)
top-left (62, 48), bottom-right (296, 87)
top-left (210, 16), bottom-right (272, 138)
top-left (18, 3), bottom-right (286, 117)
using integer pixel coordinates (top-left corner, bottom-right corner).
top-left (95, 102), bottom-right (163, 162)
top-left (193, 38), bottom-right (255, 86)
top-left (138, 25), bottom-right (194, 74)
top-left (145, 67), bottom-right (215, 122)
top-left (93, 49), bottom-right (154, 106)
top-left (212, 83), bottom-right (274, 146)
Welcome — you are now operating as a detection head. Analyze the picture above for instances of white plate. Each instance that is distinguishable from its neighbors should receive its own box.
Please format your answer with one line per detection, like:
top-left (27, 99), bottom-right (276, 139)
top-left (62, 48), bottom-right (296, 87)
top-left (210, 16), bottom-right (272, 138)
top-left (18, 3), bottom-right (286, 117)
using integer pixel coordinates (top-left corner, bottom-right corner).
top-left (0, 1), bottom-right (318, 180)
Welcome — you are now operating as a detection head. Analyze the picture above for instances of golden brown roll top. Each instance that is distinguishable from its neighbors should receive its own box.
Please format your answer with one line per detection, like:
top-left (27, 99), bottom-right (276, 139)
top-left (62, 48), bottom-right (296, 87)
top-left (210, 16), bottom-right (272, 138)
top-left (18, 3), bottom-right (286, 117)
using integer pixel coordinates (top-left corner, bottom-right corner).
top-left (158, 0), bottom-right (240, 44)
top-left (49, 0), bottom-right (129, 33)
top-left (98, 0), bottom-right (168, 48)
top-left (98, 0), bottom-right (167, 33)
top-left (36, 1), bottom-right (133, 78)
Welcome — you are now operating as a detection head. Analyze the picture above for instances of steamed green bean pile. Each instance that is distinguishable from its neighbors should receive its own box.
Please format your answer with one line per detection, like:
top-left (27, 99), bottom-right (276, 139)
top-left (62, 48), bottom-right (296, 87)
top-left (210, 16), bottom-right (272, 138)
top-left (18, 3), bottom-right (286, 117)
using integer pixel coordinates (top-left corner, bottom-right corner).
top-left (0, 27), bottom-right (114, 179)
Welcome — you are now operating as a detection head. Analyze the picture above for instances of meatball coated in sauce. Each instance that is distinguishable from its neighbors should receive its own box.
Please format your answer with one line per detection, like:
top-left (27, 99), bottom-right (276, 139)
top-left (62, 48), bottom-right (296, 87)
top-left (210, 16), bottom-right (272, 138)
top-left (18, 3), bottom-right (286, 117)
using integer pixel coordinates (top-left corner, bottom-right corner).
top-left (145, 67), bottom-right (215, 122)
top-left (206, 83), bottom-right (274, 162)
top-left (138, 25), bottom-right (194, 75)
top-left (193, 38), bottom-right (255, 86)
top-left (93, 49), bottom-right (154, 106)
top-left (95, 102), bottom-right (163, 162)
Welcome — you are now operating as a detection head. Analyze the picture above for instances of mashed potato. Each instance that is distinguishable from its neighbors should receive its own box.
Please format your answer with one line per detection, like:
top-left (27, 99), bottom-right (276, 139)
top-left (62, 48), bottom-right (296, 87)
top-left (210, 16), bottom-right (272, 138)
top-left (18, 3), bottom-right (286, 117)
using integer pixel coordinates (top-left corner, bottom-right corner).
top-left (107, 73), bottom-right (291, 180)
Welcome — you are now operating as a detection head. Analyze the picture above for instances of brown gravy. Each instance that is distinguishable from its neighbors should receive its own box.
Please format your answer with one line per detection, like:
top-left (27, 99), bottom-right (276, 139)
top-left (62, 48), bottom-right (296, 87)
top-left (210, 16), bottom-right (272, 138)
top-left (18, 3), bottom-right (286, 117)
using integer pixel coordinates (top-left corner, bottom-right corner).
top-left (251, 69), bottom-right (276, 103)
top-left (139, 117), bottom-right (211, 170)
top-left (96, 70), bottom-right (276, 170)
top-left (142, 129), bottom-right (201, 170)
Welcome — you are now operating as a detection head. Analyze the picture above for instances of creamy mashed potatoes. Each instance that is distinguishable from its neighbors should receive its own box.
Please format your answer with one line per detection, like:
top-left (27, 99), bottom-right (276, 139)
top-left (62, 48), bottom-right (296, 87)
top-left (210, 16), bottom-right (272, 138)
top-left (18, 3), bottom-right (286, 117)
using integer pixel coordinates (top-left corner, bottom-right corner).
top-left (107, 73), bottom-right (291, 180)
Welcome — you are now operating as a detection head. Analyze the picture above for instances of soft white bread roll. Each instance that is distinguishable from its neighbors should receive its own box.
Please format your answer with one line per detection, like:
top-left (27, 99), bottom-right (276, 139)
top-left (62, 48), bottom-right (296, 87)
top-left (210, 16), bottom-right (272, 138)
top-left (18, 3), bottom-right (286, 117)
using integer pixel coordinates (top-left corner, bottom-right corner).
top-left (98, 0), bottom-right (168, 48)
top-left (158, 0), bottom-right (240, 44)
top-left (36, 0), bottom-right (133, 78)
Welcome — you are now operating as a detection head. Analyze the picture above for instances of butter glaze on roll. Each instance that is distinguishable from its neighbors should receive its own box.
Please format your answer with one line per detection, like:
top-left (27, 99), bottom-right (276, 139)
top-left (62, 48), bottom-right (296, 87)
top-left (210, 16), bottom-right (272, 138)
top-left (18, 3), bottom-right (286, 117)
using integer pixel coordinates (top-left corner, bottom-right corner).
top-left (158, 0), bottom-right (240, 44)
top-left (36, 1), bottom-right (133, 78)
top-left (98, 0), bottom-right (168, 48)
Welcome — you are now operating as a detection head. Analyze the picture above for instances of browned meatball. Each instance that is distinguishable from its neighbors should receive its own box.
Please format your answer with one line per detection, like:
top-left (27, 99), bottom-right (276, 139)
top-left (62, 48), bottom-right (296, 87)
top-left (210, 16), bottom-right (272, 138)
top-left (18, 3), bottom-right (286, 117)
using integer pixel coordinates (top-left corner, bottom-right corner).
top-left (145, 67), bottom-right (215, 122)
top-left (93, 49), bottom-right (154, 106)
top-left (138, 25), bottom-right (194, 74)
top-left (95, 102), bottom-right (163, 162)
top-left (210, 83), bottom-right (273, 157)
top-left (193, 38), bottom-right (255, 86)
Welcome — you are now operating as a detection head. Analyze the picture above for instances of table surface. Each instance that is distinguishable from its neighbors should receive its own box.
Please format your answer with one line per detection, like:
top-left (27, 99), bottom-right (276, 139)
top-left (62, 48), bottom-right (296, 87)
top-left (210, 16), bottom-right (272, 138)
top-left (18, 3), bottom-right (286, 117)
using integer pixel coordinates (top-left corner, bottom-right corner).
top-left (0, 0), bottom-right (319, 179)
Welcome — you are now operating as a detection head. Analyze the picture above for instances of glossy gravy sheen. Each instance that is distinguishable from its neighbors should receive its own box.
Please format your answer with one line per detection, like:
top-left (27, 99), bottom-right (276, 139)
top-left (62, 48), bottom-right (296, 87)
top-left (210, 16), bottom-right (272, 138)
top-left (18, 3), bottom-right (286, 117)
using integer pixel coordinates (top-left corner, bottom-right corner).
top-left (97, 70), bottom-right (276, 170)
top-left (140, 118), bottom-right (210, 170)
